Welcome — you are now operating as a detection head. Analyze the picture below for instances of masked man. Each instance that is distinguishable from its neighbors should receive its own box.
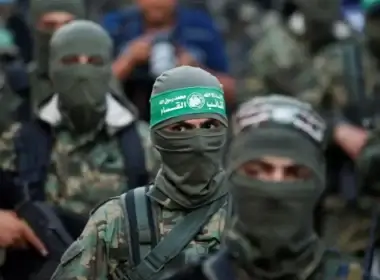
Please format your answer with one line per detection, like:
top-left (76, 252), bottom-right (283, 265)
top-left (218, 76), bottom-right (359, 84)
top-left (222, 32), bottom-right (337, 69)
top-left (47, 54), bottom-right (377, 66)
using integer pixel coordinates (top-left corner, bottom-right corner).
top-left (29, 0), bottom-right (85, 115)
top-left (0, 20), bottom-right (160, 239)
top-left (51, 65), bottom-right (231, 280)
top-left (160, 95), bottom-right (362, 280)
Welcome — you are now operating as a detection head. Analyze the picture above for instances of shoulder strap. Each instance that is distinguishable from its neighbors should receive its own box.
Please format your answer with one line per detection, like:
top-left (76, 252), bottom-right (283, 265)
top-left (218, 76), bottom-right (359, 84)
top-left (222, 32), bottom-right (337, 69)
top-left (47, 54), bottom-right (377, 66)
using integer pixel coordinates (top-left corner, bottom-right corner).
top-left (118, 123), bottom-right (149, 191)
top-left (119, 185), bottom-right (157, 267)
top-left (130, 195), bottom-right (227, 280)
top-left (15, 120), bottom-right (54, 185)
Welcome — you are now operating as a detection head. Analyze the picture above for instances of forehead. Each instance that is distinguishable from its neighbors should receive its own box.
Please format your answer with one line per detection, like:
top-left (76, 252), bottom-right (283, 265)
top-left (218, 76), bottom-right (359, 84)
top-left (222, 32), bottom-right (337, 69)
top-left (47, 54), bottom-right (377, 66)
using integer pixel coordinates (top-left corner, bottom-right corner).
top-left (246, 156), bottom-right (296, 166)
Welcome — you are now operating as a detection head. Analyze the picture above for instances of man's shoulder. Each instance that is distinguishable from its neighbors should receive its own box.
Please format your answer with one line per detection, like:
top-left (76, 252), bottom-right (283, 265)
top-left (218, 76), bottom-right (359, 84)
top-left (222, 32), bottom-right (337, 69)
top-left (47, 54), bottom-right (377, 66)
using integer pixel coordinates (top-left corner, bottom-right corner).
top-left (89, 196), bottom-right (125, 223)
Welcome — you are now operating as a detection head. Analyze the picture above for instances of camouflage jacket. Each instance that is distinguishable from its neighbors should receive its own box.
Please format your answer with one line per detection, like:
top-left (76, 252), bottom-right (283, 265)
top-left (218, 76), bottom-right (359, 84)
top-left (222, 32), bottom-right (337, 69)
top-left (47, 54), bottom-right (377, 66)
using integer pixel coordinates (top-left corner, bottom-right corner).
top-left (51, 185), bottom-right (229, 280)
top-left (312, 40), bottom-right (379, 112)
top-left (0, 120), bottom-right (161, 215)
top-left (159, 248), bottom-right (362, 280)
top-left (237, 12), bottom-right (321, 104)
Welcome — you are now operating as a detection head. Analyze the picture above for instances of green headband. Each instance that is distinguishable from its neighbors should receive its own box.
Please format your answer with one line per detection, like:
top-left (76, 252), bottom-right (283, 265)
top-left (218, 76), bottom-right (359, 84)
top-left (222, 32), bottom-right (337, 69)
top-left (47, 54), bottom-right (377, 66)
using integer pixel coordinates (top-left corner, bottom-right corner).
top-left (150, 86), bottom-right (227, 127)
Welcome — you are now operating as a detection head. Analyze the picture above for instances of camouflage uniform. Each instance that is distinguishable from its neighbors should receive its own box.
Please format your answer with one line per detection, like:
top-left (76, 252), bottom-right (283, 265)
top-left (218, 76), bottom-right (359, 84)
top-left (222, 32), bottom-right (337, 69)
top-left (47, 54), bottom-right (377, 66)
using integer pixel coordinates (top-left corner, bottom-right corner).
top-left (312, 40), bottom-right (378, 113)
top-left (52, 66), bottom-right (231, 279)
top-left (0, 120), bottom-right (160, 215)
top-left (0, 21), bottom-right (161, 215)
top-left (51, 189), bottom-right (228, 280)
top-left (312, 40), bottom-right (379, 255)
top-left (237, 10), bottom-right (322, 105)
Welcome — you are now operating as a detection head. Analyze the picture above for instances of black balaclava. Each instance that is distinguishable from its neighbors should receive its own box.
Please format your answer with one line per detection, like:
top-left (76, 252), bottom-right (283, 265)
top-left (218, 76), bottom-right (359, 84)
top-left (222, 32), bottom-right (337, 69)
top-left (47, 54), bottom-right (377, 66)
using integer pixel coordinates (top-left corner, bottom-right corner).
top-left (30, 0), bottom-right (85, 75)
top-left (225, 95), bottom-right (327, 279)
top-left (49, 20), bottom-right (112, 134)
top-left (149, 66), bottom-right (228, 209)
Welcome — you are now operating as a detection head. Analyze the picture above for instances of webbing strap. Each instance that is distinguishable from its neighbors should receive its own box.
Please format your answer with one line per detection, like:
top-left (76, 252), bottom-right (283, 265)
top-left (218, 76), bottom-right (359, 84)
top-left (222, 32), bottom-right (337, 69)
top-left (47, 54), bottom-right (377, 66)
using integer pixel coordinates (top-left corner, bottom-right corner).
top-left (120, 185), bottom-right (156, 267)
top-left (134, 185), bottom-right (157, 259)
top-left (131, 196), bottom-right (226, 280)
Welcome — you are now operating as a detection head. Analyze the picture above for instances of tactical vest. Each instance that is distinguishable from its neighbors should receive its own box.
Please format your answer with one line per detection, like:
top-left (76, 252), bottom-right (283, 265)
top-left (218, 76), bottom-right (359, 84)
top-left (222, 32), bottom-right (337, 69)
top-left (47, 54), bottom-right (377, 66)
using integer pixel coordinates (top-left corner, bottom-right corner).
top-left (114, 185), bottom-right (231, 280)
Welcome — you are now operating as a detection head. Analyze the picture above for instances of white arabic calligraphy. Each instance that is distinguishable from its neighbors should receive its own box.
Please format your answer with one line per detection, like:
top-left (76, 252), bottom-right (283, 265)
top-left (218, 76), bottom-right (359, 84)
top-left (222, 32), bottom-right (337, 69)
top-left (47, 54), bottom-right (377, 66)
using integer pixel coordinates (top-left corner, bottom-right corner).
top-left (206, 100), bottom-right (225, 109)
top-left (158, 95), bottom-right (186, 105)
top-left (160, 102), bottom-right (187, 115)
top-left (204, 92), bottom-right (223, 99)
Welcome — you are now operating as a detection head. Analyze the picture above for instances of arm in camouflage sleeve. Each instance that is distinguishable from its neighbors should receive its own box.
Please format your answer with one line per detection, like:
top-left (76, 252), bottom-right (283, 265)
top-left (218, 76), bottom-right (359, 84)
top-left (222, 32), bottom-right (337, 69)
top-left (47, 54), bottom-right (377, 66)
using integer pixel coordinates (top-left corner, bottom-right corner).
top-left (51, 198), bottom-right (130, 280)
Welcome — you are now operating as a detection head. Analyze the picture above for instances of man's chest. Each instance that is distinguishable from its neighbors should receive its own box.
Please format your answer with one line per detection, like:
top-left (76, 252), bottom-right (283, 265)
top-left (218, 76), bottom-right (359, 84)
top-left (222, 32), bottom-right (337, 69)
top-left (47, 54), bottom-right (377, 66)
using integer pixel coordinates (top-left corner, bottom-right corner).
top-left (45, 134), bottom-right (127, 205)
top-left (158, 207), bottom-right (226, 263)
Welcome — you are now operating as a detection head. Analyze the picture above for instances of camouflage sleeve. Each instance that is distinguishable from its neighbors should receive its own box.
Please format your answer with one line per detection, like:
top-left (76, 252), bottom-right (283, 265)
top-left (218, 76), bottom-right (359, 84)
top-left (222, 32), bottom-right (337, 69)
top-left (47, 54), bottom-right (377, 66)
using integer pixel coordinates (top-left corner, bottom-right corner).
top-left (51, 198), bottom-right (129, 280)
top-left (0, 122), bottom-right (21, 171)
top-left (136, 120), bottom-right (161, 176)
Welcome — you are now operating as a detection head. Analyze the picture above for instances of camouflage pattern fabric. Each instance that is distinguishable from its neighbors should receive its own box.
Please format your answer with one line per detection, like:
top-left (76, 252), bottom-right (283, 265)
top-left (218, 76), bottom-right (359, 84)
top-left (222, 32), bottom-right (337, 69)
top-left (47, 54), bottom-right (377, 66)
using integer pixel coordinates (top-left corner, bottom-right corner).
top-left (312, 40), bottom-right (378, 110)
top-left (313, 41), bottom-right (379, 256)
top-left (51, 193), bottom-right (228, 280)
top-left (322, 196), bottom-right (372, 255)
top-left (0, 121), bottom-right (161, 215)
top-left (46, 121), bottom-right (160, 215)
top-left (0, 121), bottom-right (21, 171)
top-left (238, 12), bottom-right (322, 105)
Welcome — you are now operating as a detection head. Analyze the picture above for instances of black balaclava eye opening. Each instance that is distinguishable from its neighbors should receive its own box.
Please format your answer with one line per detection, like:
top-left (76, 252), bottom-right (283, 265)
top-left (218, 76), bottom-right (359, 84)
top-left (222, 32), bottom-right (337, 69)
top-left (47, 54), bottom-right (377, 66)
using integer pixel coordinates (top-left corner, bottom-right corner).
top-left (225, 125), bottom-right (326, 279)
top-left (30, 0), bottom-right (85, 75)
top-left (149, 66), bottom-right (228, 209)
top-left (49, 20), bottom-right (112, 134)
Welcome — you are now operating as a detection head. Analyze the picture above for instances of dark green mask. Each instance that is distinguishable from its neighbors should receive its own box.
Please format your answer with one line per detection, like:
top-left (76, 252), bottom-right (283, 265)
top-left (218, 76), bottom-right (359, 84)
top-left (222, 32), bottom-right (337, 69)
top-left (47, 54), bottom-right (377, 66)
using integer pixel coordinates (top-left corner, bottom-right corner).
top-left (152, 126), bottom-right (226, 208)
top-left (30, 0), bottom-right (85, 74)
top-left (49, 20), bottom-right (112, 134)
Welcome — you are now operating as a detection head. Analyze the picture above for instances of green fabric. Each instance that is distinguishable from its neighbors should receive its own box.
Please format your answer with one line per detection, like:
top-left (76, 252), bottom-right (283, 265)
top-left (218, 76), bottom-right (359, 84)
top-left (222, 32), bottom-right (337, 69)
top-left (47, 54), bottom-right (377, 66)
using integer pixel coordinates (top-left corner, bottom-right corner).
top-left (150, 66), bottom-right (228, 209)
top-left (362, 0), bottom-right (380, 10)
top-left (30, 0), bottom-right (85, 74)
top-left (49, 20), bottom-right (112, 134)
top-left (150, 86), bottom-right (226, 127)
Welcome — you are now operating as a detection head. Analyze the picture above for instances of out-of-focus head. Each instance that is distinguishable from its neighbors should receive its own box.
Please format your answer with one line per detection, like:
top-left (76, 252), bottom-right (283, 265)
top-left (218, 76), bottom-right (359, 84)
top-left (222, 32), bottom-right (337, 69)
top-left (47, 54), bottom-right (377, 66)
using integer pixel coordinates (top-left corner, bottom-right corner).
top-left (223, 95), bottom-right (327, 276)
top-left (136, 0), bottom-right (177, 25)
top-left (30, 0), bottom-right (85, 32)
